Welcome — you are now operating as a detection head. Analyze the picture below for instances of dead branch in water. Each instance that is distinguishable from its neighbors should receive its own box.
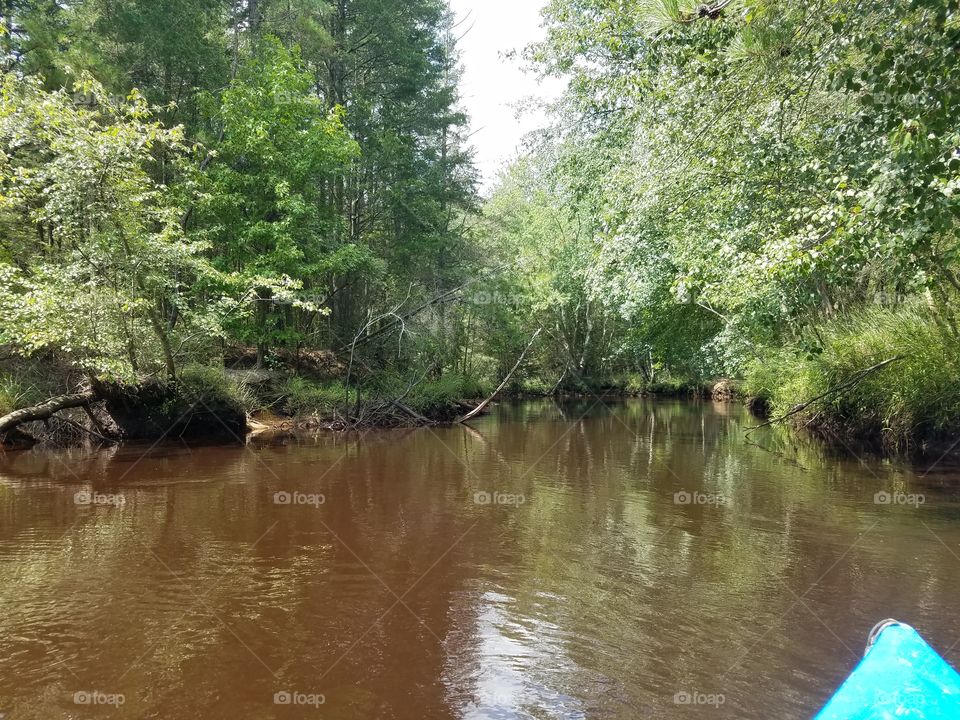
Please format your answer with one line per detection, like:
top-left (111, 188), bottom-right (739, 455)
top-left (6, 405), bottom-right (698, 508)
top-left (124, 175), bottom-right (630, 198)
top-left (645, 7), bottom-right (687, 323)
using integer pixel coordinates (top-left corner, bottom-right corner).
top-left (745, 356), bottom-right (904, 433)
top-left (51, 415), bottom-right (116, 444)
top-left (458, 328), bottom-right (542, 424)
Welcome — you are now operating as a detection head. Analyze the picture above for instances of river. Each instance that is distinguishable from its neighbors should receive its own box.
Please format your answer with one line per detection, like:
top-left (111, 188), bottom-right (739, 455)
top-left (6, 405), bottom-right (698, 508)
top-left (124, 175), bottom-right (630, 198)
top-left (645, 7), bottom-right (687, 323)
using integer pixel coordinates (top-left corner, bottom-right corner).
top-left (1, 399), bottom-right (959, 719)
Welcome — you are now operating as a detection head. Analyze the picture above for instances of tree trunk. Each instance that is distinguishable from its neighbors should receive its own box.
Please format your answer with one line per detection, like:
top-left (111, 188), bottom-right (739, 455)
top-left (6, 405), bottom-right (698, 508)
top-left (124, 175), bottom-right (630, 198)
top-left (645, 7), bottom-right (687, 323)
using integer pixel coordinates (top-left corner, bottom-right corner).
top-left (0, 390), bottom-right (96, 437)
top-left (147, 308), bottom-right (177, 379)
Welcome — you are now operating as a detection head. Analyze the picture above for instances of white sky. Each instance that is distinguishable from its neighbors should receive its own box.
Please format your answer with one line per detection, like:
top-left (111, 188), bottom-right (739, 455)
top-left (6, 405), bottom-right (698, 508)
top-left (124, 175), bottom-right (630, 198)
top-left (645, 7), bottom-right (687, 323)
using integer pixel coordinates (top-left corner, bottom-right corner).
top-left (448, 0), bottom-right (566, 192)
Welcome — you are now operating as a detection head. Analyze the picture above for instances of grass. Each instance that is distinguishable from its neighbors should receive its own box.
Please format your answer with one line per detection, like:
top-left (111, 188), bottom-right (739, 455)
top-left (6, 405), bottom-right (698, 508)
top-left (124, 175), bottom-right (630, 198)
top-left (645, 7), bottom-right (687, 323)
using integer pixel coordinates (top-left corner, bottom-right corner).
top-left (0, 375), bottom-right (28, 416)
top-left (279, 373), bottom-right (491, 418)
top-left (407, 374), bottom-right (490, 416)
top-left (0, 374), bottom-right (44, 417)
top-left (743, 305), bottom-right (960, 449)
top-left (281, 377), bottom-right (352, 416)
top-left (179, 364), bottom-right (258, 413)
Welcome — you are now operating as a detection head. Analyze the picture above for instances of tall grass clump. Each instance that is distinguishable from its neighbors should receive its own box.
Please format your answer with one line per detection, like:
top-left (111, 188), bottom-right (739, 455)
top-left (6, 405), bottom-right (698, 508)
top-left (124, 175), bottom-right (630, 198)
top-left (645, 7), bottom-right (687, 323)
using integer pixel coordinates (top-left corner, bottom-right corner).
top-left (179, 364), bottom-right (258, 413)
top-left (408, 373), bottom-right (490, 416)
top-left (282, 378), bottom-right (350, 416)
top-left (0, 375), bottom-right (30, 417)
top-left (744, 306), bottom-right (960, 449)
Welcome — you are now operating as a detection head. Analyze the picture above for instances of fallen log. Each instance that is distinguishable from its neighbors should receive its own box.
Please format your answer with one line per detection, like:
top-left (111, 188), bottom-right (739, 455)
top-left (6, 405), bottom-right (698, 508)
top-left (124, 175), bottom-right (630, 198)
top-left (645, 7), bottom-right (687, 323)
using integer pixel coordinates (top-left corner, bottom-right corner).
top-left (0, 389), bottom-right (96, 438)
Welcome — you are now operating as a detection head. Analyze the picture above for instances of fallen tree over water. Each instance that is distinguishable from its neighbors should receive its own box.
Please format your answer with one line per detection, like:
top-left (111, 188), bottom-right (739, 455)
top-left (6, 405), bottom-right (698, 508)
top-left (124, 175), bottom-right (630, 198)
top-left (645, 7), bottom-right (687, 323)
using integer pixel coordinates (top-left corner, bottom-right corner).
top-left (0, 378), bottom-right (248, 450)
top-left (0, 389), bottom-right (97, 437)
top-left (457, 328), bottom-right (542, 423)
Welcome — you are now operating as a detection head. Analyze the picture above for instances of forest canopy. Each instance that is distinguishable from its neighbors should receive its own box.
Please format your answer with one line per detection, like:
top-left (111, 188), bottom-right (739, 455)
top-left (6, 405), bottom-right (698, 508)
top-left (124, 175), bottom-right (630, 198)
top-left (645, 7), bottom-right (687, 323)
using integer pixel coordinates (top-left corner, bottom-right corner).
top-left (1, 0), bottom-right (959, 448)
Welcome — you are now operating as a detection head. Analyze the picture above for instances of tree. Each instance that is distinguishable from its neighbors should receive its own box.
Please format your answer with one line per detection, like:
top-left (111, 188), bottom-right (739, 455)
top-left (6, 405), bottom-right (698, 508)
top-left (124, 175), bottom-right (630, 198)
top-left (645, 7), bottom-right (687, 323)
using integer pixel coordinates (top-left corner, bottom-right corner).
top-left (0, 73), bottom-right (220, 379)
top-left (195, 39), bottom-right (368, 366)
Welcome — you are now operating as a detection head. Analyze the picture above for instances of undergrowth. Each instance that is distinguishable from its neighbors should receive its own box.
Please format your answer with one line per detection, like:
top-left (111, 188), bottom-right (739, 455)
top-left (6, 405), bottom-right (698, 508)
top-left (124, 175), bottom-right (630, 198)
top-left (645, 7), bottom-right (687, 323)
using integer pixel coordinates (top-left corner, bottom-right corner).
top-left (744, 306), bottom-right (960, 449)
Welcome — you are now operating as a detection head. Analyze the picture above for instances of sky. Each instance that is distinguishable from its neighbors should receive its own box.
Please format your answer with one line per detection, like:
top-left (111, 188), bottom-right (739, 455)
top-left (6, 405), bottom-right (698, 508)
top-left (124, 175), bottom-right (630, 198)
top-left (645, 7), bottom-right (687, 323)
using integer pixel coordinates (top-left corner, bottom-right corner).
top-left (447, 0), bottom-right (566, 192)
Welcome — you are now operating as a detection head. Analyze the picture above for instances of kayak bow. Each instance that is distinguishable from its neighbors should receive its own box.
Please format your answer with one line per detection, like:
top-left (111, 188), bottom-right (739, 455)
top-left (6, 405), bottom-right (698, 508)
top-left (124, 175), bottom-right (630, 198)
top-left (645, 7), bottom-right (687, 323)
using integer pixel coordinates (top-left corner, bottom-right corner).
top-left (814, 619), bottom-right (960, 719)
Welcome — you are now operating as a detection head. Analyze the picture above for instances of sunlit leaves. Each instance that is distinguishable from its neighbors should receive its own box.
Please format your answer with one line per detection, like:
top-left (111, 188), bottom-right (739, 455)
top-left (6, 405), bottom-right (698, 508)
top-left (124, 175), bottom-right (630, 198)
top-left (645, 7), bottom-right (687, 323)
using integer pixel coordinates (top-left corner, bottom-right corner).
top-left (0, 73), bottom-right (221, 379)
top-left (523, 0), bottom-right (960, 375)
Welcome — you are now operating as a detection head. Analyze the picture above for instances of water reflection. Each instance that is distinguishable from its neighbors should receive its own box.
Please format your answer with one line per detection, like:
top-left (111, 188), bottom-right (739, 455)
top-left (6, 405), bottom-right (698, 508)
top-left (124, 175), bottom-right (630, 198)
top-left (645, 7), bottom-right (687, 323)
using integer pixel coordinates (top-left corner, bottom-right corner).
top-left (0, 399), bottom-right (958, 719)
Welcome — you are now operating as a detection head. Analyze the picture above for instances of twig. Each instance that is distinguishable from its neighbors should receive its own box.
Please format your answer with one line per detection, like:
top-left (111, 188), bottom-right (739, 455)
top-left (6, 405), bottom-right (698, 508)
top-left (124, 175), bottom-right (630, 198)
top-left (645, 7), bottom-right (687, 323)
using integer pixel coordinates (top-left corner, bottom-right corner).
top-left (52, 415), bottom-right (116, 445)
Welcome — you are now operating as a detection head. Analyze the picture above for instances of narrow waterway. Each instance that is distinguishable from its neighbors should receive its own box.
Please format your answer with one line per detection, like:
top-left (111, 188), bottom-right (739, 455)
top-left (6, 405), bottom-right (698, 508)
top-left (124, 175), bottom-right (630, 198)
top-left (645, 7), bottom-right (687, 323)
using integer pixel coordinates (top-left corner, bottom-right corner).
top-left (1, 399), bottom-right (959, 719)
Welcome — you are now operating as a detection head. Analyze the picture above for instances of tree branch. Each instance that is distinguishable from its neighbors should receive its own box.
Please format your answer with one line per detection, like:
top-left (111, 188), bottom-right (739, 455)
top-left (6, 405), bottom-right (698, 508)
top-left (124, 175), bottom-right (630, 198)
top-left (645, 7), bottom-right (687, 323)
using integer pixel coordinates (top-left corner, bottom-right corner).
top-left (458, 328), bottom-right (542, 424)
top-left (0, 389), bottom-right (97, 437)
top-left (746, 356), bottom-right (904, 432)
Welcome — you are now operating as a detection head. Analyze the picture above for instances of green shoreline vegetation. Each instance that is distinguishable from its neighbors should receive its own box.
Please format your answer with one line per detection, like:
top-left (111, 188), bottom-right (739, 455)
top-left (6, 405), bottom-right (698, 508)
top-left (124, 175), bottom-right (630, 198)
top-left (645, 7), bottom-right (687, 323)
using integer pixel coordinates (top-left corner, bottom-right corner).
top-left (1, 0), bottom-right (959, 454)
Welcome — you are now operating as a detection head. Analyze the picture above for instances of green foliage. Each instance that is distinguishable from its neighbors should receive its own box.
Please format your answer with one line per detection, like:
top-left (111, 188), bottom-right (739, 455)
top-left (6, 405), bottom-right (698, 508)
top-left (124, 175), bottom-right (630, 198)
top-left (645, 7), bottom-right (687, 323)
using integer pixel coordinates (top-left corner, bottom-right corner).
top-left (744, 307), bottom-right (960, 446)
top-left (2, 0), bottom-right (477, 395)
top-left (179, 364), bottom-right (258, 413)
top-left (523, 0), bottom-right (960, 361)
top-left (196, 40), bottom-right (363, 358)
top-left (517, 376), bottom-right (554, 396)
top-left (476, 156), bottom-right (625, 384)
top-left (479, 0), bottom-right (960, 442)
top-left (0, 73), bottom-right (222, 379)
top-left (281, 377), bottom-right (350, 416)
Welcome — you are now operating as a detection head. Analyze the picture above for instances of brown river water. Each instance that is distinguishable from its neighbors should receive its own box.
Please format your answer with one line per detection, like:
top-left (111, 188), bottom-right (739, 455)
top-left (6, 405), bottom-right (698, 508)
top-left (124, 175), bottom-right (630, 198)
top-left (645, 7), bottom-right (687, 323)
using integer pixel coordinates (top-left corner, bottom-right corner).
top-left (2, 398), bottom-right (960, 719)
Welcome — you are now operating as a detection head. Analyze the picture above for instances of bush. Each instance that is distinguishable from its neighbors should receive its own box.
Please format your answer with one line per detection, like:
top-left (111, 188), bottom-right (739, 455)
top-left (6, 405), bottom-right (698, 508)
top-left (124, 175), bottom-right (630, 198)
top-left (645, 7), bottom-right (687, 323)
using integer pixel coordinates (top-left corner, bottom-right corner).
top-left (517, 376), bottom-right (553, 395)
top-left (744, 306), bottom-right (960, 448)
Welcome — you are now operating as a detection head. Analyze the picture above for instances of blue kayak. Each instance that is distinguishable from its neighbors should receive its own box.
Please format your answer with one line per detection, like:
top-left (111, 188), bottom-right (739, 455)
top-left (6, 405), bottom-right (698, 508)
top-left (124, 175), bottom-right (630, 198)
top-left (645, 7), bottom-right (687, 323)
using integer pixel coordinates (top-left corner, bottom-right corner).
top-left (815, 620), bottom-right (960, 719)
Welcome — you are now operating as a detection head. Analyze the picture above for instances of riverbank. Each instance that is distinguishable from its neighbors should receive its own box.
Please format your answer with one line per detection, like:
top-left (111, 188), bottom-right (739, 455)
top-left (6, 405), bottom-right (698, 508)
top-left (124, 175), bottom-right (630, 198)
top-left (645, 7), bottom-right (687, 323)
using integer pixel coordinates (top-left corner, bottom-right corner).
top-left (742, 307), bottom-right (960, 456)
top-left (0, 353), bottom-right (738, 450)
top-left (6, 341), bottom-right (954, 461)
